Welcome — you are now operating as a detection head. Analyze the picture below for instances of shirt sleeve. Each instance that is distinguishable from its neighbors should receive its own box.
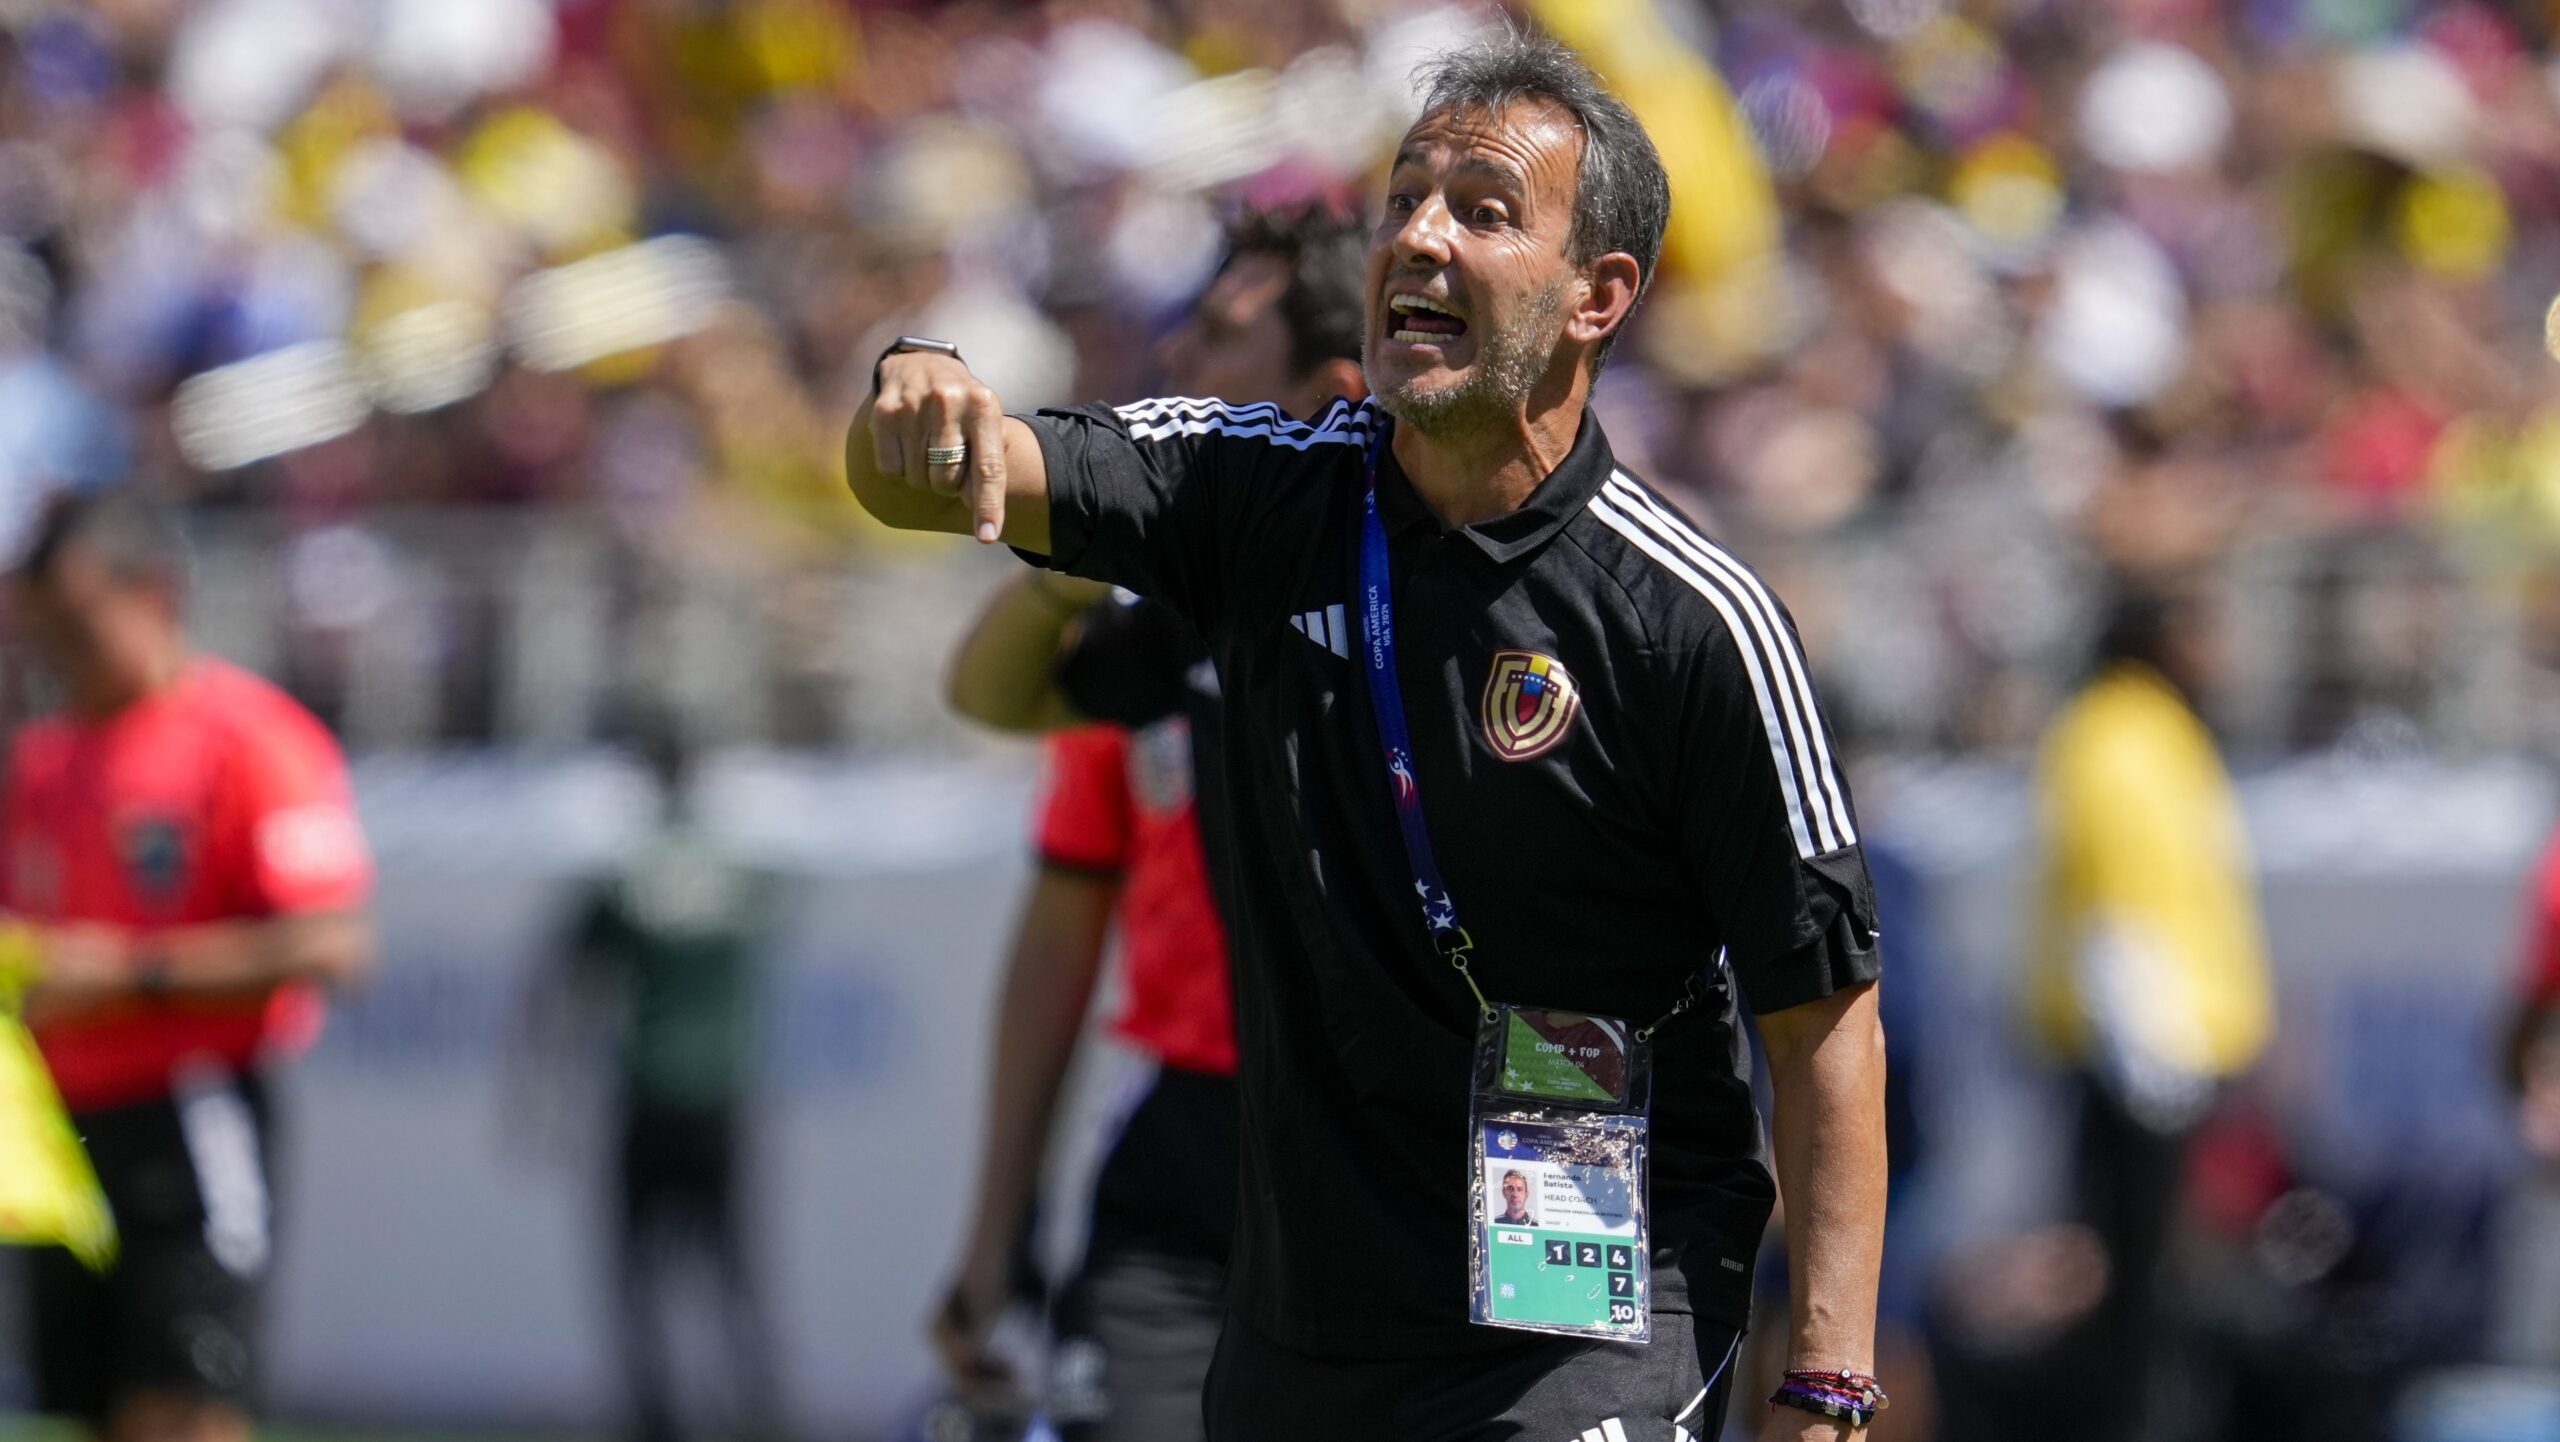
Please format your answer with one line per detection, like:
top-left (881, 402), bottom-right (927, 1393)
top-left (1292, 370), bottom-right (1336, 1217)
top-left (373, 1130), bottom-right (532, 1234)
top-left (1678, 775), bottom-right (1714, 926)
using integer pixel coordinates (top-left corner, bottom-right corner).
top-left (1671, 607), bottom-right (1881, 1015)
top-left (2527, 837), bottom-right (2560, 1010)
top-left (229, 706), bottom-right (374, 916)
top-left (1020, 397), bottom-right (1372, 637)
top-left (1057, 594), bottom-right (1205, 731)
top-left (1036, 727), bottom-right (1134, 875)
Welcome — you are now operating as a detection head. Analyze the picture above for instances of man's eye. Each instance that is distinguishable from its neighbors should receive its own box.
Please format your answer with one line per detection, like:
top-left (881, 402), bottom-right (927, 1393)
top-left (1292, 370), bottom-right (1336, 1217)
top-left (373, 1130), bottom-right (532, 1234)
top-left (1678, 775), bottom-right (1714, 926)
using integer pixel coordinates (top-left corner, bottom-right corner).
top-left (1471, 205), bottom-right (1507, 226)
top-left (1385, 193), bottom-right (1419, 215)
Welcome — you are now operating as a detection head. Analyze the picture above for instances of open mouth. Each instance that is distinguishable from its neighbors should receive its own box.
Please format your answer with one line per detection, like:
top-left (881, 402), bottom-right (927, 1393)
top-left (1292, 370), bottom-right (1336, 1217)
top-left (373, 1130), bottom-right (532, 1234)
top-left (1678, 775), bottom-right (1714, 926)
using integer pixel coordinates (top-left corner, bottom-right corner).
top-left (1388, 294), bottom-right (1469, 345)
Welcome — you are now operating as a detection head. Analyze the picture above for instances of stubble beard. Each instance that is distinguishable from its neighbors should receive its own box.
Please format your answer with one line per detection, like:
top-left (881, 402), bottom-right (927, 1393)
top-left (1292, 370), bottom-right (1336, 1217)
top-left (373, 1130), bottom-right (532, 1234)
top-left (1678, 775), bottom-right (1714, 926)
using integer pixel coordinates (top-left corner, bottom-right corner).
top-left (1365, 279), bottom-right (1571, 438)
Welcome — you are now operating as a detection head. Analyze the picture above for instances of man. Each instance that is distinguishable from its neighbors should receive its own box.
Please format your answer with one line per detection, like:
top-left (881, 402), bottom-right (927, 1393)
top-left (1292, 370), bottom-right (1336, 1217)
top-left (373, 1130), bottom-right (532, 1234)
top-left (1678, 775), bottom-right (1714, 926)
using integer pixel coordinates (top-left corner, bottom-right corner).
top-left (931, 209), bottom-right (1367, 1440)
top-left (850, 33), bottom-right (1886, 1440)
top-left (541, 726), bottom-right (784, 1442)
top-left (1496, 1171), bottom-right (1536, 1228)
top-left (2023, 579), bottom-right (2273, 1442)
top-left (7, 491), bottom-right (375, 1442)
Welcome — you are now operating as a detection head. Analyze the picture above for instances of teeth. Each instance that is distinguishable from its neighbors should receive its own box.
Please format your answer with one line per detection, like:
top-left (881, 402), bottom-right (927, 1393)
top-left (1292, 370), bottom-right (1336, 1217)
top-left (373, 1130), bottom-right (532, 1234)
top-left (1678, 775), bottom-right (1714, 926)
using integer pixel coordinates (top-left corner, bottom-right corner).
top-left (1390, 295), bottom-right (1460, 320)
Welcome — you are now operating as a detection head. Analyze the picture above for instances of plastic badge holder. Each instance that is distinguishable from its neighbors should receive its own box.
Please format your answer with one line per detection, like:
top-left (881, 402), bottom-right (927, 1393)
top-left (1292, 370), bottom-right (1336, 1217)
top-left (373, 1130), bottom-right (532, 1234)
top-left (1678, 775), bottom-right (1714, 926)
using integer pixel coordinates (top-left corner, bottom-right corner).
top-left (1468, 1004), bottom-right (1653, 1342)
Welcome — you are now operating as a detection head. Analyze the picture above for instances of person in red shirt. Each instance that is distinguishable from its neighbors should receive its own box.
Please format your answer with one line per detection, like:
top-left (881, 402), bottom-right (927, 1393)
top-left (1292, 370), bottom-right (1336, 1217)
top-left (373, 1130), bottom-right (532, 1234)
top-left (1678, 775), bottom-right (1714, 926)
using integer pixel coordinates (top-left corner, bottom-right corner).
top-left (927, 209), bottom-right (1365, 1441)
top-left (7, 492), bottom-right (374, 1442)
top-left (2510, 834), bottom-right (2560, 1160)
top-left (930, 720), bottom-right (1243, 1437)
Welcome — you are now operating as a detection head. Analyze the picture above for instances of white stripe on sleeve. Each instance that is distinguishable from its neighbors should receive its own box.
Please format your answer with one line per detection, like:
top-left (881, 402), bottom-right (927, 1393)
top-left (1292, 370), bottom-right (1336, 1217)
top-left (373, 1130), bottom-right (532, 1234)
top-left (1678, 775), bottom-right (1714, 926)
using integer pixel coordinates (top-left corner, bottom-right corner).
top-left (1589, 492), bottom-right (1821, 857)
top-left (1114, 397), bottom-right (1375, 450)
top-left (1602, 474), bottom-right (1854, 847)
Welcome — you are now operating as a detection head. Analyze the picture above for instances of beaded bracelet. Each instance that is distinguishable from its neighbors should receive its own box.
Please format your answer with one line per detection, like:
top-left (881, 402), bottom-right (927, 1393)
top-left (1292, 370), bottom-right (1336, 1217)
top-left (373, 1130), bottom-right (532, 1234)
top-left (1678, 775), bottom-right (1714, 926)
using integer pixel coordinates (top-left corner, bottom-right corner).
top-left (1770, 1369), bottom-right (1890, 1429)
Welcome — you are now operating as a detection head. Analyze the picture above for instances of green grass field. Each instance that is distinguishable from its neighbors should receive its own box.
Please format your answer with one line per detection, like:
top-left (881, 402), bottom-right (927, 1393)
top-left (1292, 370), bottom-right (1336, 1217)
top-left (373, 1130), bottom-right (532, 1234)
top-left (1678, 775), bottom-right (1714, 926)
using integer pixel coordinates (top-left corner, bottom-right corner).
top-left (0, 1418), bottom-right (579, 1442)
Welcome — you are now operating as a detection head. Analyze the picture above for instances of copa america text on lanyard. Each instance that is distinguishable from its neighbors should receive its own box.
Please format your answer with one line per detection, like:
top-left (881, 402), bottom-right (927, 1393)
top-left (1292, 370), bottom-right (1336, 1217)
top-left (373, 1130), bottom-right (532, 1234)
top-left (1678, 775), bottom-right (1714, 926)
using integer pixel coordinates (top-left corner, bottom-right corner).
top-left (1353, 427), bottom-right (1497, 1017)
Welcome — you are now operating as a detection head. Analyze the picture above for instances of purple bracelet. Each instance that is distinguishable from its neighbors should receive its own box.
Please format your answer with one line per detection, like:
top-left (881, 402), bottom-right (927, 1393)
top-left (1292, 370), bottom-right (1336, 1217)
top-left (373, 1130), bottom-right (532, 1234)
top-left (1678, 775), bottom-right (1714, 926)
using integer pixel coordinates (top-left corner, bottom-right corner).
top-left (1769, 1370), bottom-right (1888, 1429)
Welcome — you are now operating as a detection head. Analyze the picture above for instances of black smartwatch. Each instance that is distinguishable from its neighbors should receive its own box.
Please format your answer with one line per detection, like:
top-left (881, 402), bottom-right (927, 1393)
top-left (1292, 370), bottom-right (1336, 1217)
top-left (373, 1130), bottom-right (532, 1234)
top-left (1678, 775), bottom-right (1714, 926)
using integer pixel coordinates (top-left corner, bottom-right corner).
top-left (132, 947), bottom-right (172, 1000)
top-left (871, 335), bottom-right (964, 396)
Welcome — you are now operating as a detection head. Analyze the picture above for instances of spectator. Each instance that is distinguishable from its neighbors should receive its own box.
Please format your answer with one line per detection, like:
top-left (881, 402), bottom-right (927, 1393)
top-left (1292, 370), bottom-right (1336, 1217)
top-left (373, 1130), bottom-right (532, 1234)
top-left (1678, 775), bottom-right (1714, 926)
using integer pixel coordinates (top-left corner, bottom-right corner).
top-left (2022, 576), bottom-right (2276, 1442)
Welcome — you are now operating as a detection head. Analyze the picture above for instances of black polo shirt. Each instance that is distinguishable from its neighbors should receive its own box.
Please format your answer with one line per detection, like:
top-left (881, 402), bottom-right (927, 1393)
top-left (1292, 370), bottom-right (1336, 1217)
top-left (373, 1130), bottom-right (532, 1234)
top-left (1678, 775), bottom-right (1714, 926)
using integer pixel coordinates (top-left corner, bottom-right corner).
top-left (1021, 395), bottom-right (1882, 1358)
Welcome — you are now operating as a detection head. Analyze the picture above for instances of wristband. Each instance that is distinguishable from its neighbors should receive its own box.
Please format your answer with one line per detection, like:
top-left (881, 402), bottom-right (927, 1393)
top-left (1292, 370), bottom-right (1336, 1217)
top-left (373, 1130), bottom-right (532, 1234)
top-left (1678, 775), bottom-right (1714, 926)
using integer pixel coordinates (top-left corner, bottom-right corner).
top-left (870, 335), bottom-right (963, 397)
top-left (1770, 1369), bottom-right (1889, 1429)
top-left (132, 948), bottom-right (172, 1000)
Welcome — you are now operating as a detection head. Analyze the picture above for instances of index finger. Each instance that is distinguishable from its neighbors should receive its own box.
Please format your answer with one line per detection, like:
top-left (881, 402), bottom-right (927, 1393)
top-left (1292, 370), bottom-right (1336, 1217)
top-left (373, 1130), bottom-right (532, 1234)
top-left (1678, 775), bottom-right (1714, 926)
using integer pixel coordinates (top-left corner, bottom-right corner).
top-left (967, 400), bottom-right (1008, 544)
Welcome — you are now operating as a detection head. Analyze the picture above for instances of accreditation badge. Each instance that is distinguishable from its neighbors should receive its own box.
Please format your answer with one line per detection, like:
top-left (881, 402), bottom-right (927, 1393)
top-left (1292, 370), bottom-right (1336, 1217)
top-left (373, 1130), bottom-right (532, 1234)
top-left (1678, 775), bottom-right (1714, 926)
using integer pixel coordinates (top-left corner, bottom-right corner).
top-left (1467, 1004), bottom-right (1653, 1342)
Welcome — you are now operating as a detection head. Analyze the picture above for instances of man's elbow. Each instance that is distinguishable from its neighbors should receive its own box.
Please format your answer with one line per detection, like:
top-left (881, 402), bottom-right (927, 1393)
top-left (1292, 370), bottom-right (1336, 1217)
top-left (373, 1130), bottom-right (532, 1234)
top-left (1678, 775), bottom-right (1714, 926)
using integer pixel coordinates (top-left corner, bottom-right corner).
top-left (1759, 979), bottom-right (1884, 1075)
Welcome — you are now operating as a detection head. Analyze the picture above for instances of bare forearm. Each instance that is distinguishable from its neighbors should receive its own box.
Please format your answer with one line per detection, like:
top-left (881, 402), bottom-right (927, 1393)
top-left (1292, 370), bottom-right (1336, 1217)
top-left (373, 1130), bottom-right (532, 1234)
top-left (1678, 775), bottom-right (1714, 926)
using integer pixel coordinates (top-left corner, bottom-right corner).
top-left (960, 874), bottom-right (1115, 1255)
top-left (1761, 981), bottom-right (1888, 1371)
top-left (946, 575), bottom-right (1112, 732)
top-left (151, 912), bottom-right (374, 998)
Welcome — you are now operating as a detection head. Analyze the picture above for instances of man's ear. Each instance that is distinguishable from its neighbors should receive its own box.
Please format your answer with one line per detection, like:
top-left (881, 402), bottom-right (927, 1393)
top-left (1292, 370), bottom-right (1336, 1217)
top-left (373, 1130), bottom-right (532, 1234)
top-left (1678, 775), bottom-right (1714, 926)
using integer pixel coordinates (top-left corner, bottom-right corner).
top-left (1307, 357), bottom-right (1368, 410)
top-left (1565, 253), bottom-right (1643, 353)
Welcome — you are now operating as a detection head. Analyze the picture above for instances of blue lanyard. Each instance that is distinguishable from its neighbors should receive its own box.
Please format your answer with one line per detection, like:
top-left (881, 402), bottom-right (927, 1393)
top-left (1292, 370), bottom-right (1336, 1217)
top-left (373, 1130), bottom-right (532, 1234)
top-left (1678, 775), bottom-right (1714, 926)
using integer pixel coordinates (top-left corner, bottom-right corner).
top-left (1354, 429), bottom-right (1486, 993)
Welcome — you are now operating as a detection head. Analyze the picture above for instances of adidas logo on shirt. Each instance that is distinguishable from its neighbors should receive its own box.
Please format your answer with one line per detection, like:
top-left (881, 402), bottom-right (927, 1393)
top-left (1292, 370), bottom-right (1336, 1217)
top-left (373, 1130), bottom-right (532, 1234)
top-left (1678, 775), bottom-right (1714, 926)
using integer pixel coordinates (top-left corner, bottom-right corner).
top-left (1290, 603), bottom-right (1349, 659)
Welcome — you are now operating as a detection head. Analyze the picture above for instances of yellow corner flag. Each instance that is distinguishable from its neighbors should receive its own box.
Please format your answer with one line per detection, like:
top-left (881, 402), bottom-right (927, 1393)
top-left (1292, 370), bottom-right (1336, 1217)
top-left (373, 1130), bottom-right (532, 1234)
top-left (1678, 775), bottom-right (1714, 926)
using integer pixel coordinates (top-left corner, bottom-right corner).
top-left (0, 927), bottom-right (117, 1272)
top-left (1526, 0), bottom-right (1780, 288)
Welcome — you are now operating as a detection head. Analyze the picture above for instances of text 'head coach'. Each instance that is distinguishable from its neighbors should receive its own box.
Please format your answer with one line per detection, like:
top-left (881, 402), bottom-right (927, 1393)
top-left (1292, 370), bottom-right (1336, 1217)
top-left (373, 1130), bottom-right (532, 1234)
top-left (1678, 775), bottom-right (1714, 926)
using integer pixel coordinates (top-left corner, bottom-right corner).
top-left (847, 28), bottom-right (1889, 1442)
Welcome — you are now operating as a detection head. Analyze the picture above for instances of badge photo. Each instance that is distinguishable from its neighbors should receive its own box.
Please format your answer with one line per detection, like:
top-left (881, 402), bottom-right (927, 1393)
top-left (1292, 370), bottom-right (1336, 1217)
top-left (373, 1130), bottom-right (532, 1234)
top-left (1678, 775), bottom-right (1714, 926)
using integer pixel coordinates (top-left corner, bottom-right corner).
top-left (1480, 650), bottom-right (1581, 761)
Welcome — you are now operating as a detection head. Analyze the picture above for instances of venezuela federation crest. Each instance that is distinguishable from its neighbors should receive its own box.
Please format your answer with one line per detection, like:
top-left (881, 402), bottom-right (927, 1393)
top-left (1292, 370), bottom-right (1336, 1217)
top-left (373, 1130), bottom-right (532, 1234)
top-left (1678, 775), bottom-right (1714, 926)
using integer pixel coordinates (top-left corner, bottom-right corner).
top-left (1480, 650), bottom-right (1581, 761)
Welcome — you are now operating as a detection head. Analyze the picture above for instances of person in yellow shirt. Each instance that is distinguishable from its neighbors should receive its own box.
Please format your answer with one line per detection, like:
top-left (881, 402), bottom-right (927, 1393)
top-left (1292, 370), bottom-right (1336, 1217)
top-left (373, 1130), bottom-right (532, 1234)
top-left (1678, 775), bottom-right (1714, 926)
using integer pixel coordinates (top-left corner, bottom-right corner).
top-left (2026, 578), bottom-right (2274, 1442)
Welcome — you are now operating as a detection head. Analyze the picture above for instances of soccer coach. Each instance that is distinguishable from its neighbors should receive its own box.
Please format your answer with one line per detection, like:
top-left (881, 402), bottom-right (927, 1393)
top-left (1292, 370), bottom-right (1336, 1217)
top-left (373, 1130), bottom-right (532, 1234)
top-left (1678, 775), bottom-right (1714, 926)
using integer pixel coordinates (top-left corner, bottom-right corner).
top-left (848, 32), bottom-right (1889, 1442)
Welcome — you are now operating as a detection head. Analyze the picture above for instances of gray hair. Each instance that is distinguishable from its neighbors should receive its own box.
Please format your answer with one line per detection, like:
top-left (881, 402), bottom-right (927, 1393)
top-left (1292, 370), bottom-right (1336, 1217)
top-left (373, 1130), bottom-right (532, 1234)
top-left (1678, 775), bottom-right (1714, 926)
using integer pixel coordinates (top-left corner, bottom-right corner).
top-left (1415, 29), bottom-right (1671, 369)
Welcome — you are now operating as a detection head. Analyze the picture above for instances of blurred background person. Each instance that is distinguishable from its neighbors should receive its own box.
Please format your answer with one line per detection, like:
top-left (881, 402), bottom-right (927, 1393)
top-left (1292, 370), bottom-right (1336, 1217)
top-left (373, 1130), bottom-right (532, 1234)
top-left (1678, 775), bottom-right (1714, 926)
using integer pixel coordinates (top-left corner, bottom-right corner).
top-left (529, 724), bottom-right (787, 1442)
top-left (930, 207), bottom-right (1364, 1442)
top-left (2017, 576), bottom-right (2276, 1442)
top-left (7, 491), bottom-right (374, 1442)
top-left (2490, 826), bottom-right (2560, 1370)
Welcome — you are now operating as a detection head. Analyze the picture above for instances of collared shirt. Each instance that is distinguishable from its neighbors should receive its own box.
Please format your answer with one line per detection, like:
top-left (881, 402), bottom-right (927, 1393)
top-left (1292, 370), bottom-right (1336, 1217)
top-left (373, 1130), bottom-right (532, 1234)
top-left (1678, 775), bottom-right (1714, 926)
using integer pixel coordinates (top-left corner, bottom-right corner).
top-left (1022, 396), bottom-right (1881, 1358)
top-left (1036, 723), bottom-right (1239, 1076)
top-left (9, 658), bottom-right (373, 1113)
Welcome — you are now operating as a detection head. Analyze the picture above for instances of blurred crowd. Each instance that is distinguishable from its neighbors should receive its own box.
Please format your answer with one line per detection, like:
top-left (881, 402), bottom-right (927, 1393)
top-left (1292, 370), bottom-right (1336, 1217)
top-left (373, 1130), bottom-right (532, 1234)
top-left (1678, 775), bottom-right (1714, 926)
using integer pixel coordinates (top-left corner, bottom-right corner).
top-left (5, 0), bottom-right (2560, 752)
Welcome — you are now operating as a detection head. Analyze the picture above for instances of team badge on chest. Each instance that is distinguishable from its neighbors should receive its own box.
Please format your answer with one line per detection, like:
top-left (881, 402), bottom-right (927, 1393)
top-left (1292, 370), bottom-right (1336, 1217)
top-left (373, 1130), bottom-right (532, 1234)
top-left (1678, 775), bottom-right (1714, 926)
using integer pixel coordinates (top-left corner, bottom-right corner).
top-left (1480, 650), bottom-right (1582, 761)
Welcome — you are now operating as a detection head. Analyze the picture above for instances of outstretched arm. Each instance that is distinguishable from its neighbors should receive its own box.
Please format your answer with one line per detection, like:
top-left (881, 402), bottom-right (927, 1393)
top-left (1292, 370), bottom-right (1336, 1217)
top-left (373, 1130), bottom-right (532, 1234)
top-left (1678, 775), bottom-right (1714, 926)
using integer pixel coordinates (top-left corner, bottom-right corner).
top-left (846, 350), bottom-right (1053, 550)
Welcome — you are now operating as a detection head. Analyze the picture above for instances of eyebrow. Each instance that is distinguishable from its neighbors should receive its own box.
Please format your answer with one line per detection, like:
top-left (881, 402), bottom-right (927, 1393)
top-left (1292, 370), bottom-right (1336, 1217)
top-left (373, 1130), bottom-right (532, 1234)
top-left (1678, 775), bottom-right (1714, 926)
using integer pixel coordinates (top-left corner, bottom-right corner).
top-left (1389, 146), bottom-right (1529, 194)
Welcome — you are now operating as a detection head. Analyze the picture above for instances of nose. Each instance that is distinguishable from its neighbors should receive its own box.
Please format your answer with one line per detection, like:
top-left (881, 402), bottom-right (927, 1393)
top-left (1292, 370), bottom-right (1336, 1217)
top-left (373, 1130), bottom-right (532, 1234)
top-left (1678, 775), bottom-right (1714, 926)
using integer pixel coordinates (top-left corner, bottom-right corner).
top-left (1388, 194), bottom-right (1456, 272)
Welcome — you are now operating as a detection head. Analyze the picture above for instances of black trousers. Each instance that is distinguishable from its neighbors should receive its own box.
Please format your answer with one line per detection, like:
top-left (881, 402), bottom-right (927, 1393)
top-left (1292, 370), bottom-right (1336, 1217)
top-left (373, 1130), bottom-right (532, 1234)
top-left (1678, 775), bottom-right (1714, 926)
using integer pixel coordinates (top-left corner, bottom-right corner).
top-left (613, 1099), bottom-right (778, 1442)
top-left (1203, 1309), bottom-right (1742, 1442)
top-left (2071, 1071), bottom-right (2192, 1442)
top-left (1049, 1066), bottom-right (1238, 1442)
top-left (32, 1072), bottom-right (276, 1425)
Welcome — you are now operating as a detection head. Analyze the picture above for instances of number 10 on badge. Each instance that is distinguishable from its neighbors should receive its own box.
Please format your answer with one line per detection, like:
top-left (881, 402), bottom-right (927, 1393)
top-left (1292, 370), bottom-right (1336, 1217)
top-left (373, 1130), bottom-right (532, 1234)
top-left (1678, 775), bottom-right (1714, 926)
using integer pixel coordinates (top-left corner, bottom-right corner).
top-left (1468, 1006), bottom-right (1653, 1342)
